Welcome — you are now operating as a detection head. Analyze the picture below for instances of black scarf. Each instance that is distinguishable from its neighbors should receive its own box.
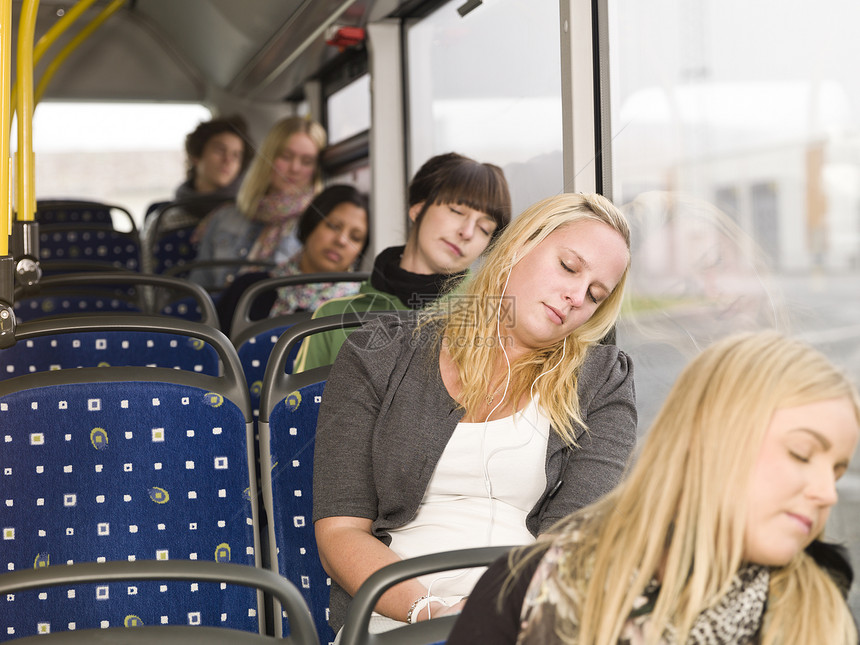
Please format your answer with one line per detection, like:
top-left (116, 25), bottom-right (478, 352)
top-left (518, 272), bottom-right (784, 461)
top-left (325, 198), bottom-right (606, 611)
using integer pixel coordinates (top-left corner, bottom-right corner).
top-left (369, 246), bottom-right (466, 310)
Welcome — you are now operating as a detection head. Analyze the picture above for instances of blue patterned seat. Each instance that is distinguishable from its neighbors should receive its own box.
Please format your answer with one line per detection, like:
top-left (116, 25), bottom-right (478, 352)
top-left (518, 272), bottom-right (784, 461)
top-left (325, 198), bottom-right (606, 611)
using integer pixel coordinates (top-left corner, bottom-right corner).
top-left (143, 196), bottom-right (232, 275)
top-left (39, 226), bottom-right (141, 272)
top-left (14, 292), bottom-right (141, 321)
top-left (0, 320), bottom-right (262, 639)
top-left (158, 295), bottom-right (209, 322)
top-left (228, 273), bottom-right (369, 342)
top-left (232, 311), bottom-right (313, 418)
top-left (0, 560), bottom-right (320, 644)
top-left (14, 273), bottom-right (218, 326)
top-left (257, 313), bottom-right (406, 644)
top-left (151, 227), bottom-right (197, 275)
top-left (35, 200), bottom-right (135, 231)
top-left (229, 274), bottom-right (369, 418)
top-left (0, 317), bottom-right (221, 380)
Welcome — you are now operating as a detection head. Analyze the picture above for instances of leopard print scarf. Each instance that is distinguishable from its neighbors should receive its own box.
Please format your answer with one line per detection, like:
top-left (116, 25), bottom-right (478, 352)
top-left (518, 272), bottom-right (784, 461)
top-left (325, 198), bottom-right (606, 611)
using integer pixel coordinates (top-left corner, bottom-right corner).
top-left (518, 544), bottom-right (769, 645)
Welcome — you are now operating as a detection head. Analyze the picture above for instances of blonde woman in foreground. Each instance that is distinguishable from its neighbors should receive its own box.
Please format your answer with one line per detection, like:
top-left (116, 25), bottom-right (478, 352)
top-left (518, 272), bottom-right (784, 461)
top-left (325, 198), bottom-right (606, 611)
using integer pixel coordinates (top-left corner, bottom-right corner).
top-left (314, 193), bottom-right (636, 637)
top-left (448, 330), bottom-right (860, 645)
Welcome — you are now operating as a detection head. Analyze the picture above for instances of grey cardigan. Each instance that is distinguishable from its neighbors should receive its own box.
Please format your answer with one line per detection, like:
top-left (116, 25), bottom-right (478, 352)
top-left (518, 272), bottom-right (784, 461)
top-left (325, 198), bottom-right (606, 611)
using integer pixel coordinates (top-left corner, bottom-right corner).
top-left (313, 315), bottom-right (637, 631)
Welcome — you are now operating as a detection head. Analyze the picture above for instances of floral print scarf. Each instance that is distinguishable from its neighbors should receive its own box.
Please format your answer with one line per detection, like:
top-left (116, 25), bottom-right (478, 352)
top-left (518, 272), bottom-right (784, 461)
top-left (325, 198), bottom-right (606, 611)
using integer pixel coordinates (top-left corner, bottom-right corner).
top-left (246, 189), bottom-right (313, 262)
top-left (268, 254), bottom-right (361, 316)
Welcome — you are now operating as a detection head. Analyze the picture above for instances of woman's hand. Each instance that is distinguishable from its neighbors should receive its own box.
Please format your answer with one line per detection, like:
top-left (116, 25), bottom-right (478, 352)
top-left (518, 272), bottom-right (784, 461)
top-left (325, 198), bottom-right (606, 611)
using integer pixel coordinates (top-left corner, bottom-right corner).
top-left (315, 516), bottom-right (432, 623)
top-left (413, 597), bottom-right (468, 622)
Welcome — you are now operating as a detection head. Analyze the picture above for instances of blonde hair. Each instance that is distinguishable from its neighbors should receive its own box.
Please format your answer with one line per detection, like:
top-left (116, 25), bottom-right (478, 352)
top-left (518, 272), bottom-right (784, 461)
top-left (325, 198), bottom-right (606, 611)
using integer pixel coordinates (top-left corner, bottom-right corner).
top-left (526, 330), bottom-right (860, 645)
top-left (423, 193), bottom-right (631, 443)
top-left (236, 116), bottom-right (327, 216)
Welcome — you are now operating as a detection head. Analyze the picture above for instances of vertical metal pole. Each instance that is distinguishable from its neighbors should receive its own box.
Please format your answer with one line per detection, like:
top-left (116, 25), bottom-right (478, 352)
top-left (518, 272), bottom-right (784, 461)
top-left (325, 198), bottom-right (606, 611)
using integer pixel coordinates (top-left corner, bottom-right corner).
top-left (0, 0), bottom-right (14, 343)
top-left (0, 0), bottom-right (11, 253)
top-left (16, 0), bottom-right (39, 224)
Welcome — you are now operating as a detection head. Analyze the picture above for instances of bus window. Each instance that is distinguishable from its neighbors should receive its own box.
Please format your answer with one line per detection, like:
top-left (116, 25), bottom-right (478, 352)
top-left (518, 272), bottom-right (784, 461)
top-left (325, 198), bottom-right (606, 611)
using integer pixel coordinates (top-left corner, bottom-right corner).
top-left (609, 1), bottom-right (860, 621)
top-left (406, 0), bottom-right (562, 216)
top-left (327, 74), bottom-right (370, 146)
top-left (14, 102), bottom-right (211, 230)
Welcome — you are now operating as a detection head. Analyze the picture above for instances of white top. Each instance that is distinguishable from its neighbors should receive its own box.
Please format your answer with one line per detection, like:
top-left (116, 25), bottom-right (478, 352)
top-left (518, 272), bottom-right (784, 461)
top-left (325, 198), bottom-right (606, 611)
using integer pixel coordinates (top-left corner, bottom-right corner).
top-left (387, 398), bottom-right (550, 602)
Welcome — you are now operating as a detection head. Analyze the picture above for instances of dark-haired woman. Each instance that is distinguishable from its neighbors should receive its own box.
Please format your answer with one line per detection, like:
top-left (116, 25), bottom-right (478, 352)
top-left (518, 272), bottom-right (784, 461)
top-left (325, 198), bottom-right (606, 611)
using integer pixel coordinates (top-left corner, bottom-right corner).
top-left (268, 184), bottom-right (370, 315)
top-left (293, 151), bottom-right (513, 371)
top-left (214, 184), bottom-right (369, 333)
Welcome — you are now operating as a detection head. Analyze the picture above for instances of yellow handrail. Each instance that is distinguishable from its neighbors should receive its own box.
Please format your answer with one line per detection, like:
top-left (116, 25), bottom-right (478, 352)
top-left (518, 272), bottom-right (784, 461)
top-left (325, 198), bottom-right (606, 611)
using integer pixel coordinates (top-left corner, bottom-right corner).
top-left (9, 0), bottom-right (100, 121)
top-left (34, 0), bottom-right (125, 105)
top-left (0, 0), bottom-right (11, 255)
top-left (15, 0), bottom-right (38, 224)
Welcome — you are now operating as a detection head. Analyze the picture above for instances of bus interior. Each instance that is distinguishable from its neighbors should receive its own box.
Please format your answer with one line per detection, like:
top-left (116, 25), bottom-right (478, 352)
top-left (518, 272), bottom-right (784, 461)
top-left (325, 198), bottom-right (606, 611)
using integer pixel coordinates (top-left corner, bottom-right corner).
top-left (1, 0), bottom-right (859, 641)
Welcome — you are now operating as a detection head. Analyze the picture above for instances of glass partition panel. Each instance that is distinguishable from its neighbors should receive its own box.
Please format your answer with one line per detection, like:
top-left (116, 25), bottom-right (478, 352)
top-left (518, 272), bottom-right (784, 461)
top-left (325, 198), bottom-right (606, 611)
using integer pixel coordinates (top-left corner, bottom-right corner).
top-left (609, 0), bottom-right (860, 620)
top-left (406, 0), bottom-right (563, 216)
top-left (327, 74), bottom-right (371, 146)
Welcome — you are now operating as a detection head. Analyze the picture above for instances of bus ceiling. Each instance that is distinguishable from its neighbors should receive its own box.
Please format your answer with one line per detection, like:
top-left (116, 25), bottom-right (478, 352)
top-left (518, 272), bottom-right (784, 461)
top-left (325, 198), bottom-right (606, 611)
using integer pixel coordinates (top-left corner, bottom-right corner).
top-left (8, 0), bottom-right (428, 108)
top-left (6, 0), bottom-right (446, 107)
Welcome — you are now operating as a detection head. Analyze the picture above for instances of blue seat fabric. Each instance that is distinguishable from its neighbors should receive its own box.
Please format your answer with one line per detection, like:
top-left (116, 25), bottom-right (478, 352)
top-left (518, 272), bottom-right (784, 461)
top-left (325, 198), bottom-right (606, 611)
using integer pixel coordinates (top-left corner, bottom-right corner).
top-left (267, 380), bottom-right (332, 643)
top-left (238, 326), bottom-right (303, 417)
top-left (0, 331), bottom-right (219, 380)
top-left (14, 294), bottom-right (140, 322)
top-left (36, 204), bottom-right (114, 227)
top-left (152, 227), bottom-right (198, 275)
top-left (39, 229), bottom-right (141, 272)
top-left (159, 295), bottom-right (206, 322)
top-left (0, 381), bottom-right (258, 638)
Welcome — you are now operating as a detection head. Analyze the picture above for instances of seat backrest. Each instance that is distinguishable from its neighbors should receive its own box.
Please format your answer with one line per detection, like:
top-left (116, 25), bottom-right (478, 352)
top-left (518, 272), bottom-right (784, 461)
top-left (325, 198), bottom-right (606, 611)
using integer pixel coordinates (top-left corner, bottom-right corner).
top-left (166, 259), bottom-right (277, 293)
top-left (39, 225), bottom-right (142, 272)
top-left (14, 273), bottom-right (218, 326)
top-left (0, 560), bottom-right (320, 645)
top-left (14, 289), bottom-right (142, 321)
top-left (0, 317), bottom-right (221, 380)
top-left (232, 310), bottom-right (314, 418)
top-left (229, 272), bottom-right (370, 340)
top-left (257, 312), bottom-right (410, 643)
top-left (0, 319), bottom-right (262, 639)
top-left (35, 199), bottom-right (136, 232)
top-left (143, 196), bottom-right (233, 274)
top-left (339, 547), bottom-right (513, 645)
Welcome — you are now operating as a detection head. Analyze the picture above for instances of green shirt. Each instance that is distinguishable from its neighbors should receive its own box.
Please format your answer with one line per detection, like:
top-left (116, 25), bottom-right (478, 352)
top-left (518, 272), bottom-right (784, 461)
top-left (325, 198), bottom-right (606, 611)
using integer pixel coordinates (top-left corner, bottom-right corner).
top-left (292, 280), bottom-right (409, 372)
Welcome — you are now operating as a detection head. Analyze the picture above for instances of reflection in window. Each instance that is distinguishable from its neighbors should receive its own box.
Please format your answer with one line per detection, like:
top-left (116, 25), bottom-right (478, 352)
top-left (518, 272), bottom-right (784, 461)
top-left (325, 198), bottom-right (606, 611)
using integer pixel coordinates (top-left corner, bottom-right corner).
top-left (714, 185), bottom-right (739, 223)
top-left (609, 2), bottom-right (860, 621)
top-left (406, 0), bottom-right (562, 215)
top-left (750, 181), bottom-right (780, 267)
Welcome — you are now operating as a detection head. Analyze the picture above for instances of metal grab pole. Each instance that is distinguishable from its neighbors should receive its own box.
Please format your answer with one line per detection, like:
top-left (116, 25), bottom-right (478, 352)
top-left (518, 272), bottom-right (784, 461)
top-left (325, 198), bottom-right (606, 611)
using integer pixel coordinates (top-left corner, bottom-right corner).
top-left (0, 0), bottom-right (11, 254)
top-left (34, 0), bottom-right (125, 104)
top-left (0, 0), bottom-right (14, 345)
top-left (15, 0), bottom-right (38, 224)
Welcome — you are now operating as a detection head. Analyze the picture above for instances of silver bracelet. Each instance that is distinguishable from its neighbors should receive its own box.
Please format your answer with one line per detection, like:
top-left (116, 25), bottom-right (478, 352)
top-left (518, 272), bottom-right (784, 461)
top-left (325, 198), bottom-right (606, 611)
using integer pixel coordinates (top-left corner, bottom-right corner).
top-left (406, 594), bottom-right (446, 624)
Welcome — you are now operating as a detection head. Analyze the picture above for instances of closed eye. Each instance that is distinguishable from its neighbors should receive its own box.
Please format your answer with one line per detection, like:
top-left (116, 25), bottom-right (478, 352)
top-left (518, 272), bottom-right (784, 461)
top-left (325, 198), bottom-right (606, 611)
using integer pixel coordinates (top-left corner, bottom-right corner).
top-left (790, 451), bottom-right (810, 463)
